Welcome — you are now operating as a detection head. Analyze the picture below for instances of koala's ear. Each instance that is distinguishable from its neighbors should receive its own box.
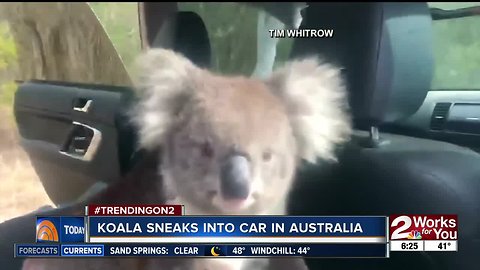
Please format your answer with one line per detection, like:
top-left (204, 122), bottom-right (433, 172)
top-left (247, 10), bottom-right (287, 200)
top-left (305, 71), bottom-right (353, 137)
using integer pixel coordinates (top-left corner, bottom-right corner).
top-left (130, 49), bottom-right (198, 150)
top-left (267, 56), bottom-right (352, 163)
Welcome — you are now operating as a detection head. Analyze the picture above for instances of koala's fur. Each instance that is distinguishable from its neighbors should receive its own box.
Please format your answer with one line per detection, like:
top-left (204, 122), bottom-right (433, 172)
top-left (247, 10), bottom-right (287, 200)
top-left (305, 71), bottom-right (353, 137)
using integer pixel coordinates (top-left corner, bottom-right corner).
top-left (21, 49), bottom-right (351, 270)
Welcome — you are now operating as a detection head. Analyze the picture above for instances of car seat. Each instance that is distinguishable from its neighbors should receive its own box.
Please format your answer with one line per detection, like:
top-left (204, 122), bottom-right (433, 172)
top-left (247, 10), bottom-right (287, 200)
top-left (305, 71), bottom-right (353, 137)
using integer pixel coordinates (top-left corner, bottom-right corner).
top-left (287, 3), bottom-right (480, 270)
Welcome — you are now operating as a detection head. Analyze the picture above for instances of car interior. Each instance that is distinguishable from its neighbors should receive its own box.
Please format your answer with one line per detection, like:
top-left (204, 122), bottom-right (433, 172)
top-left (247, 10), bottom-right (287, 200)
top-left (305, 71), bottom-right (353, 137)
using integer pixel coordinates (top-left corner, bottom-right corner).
top-left (0, 2), bottom-right (479, 270)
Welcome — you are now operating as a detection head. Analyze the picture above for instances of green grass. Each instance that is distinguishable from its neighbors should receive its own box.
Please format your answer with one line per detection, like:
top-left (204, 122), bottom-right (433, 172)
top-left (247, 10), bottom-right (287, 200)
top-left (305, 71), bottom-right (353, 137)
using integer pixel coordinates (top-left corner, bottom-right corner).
top-left (0, 23), bottom-right (16, 72)
top-left (428, 2), bottom-right (480, 89)
top-left (0, 21), bottom-right (17, 112)
top-left (0, 81), bottom-right (17, 107)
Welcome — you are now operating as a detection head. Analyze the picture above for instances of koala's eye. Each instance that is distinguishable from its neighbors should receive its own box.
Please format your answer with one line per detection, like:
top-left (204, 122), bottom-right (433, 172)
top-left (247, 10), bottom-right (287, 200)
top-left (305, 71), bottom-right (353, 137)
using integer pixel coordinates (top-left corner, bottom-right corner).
top-left (200, 142), bottom-right (214, 158)
top-left (262, 150), bottom-right (273, 162)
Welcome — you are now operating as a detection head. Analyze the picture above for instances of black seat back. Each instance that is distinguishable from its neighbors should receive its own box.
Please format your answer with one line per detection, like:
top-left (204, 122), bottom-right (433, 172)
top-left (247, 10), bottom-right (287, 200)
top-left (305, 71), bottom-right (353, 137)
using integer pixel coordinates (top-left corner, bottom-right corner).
top-left (288, 3), bottom-right (480, 270)
top-left (291, 3), bottom-right (434, 128)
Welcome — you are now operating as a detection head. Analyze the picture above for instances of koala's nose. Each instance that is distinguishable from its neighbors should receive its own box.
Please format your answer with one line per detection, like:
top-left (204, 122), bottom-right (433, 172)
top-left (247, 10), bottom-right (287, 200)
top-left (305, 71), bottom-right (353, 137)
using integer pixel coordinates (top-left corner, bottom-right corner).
top-left (220, 154), bottom-right (251, 200)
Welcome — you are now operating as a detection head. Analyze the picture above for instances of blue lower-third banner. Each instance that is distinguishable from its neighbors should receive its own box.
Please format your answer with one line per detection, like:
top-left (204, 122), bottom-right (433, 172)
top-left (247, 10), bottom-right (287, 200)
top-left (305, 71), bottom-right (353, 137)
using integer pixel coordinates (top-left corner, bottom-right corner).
top-left (15, 243), bottom-right (388, 258)
top-left (87, 216), bottom-right (387, 243)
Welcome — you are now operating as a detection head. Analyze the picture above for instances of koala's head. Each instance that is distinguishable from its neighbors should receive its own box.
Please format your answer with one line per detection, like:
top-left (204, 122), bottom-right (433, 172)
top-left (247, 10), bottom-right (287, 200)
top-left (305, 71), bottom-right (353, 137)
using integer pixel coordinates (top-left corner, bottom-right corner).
top-left (131, 49), bottom-right (351, 215)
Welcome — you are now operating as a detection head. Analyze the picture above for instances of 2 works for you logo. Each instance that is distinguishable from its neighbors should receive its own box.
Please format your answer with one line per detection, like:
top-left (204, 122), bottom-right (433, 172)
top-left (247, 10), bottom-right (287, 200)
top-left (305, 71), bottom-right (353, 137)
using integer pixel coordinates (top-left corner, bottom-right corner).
top-left (389, 215), bottom-right (458, 241)
top-left (269, 29), bottom-right (334, 39)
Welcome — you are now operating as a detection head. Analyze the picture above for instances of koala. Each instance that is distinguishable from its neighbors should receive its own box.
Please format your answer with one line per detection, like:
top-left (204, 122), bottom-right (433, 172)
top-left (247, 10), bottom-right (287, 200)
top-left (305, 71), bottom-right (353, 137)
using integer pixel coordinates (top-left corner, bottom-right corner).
top-left (132, 49), bottom-right (351, 217)
top-left (21, 48), bottom-right (351, 270)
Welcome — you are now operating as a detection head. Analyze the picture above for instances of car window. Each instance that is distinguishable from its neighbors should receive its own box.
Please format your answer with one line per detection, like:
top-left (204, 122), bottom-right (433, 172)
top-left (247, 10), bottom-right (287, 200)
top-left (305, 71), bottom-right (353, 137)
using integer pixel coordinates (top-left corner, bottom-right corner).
top-left (0, 2), bottom-right (139, 222)
top-left (428, 2), bottom-right (480, 90)
top-left (89, 2), bottom-right (141, 76)
top-left (177, 2), bottom-right (304, 78)
top-left (0, 2), bottom-right (134, 87)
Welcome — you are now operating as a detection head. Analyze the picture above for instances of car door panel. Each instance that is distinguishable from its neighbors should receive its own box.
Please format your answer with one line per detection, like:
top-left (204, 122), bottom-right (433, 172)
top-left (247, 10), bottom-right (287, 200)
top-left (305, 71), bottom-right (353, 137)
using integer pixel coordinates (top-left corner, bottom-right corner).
top-left (14, 81), bottom-right (136, 205)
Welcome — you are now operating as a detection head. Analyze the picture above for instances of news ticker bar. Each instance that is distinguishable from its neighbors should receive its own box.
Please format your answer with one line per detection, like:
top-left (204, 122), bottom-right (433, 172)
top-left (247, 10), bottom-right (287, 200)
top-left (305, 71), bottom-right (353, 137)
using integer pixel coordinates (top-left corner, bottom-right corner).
top-left (35, 209), bottom-right (458, 254)
top-left (390, 240), bottom-right (458, 252)
top-left (15, 243), bottom-right (389, 258)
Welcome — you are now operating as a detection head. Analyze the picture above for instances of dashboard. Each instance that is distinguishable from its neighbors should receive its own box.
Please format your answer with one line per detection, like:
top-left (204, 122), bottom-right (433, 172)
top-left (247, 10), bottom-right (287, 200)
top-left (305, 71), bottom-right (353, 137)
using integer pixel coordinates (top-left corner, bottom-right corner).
top-left (387, 90), bottom-right (480, 151)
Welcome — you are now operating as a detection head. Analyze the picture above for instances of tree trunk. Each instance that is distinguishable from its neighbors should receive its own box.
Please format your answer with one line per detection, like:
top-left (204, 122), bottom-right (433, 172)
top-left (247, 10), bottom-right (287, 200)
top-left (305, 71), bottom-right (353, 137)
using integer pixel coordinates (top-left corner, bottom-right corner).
top-left (0, 2), bottom-right (133, 87)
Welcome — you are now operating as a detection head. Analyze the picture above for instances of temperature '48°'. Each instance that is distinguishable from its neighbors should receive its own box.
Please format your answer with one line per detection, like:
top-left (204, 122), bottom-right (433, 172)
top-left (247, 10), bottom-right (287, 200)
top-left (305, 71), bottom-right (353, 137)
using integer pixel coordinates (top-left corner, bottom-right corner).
top-left (232, 247), bottom-right (245, 255)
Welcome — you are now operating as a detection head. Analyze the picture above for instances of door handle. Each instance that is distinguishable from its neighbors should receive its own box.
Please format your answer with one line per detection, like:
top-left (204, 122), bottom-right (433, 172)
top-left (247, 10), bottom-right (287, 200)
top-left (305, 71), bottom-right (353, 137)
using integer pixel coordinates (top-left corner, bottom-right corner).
top-left (59, 121), bottom-right (102, 161)
top-left (73, 99), bottom-right (92, 113)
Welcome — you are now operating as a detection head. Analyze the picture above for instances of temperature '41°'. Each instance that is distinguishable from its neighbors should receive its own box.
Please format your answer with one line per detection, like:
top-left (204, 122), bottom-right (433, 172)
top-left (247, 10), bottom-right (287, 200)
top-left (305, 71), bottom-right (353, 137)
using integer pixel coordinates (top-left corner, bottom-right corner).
top-left (438, 242), bottom-right (451, 249)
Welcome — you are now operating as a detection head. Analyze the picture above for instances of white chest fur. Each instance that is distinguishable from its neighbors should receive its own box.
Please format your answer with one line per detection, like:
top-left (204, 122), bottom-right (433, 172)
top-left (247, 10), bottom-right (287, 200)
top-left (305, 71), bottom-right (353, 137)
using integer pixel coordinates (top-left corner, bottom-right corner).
top-left (165, 197), bottom-right (286, 270)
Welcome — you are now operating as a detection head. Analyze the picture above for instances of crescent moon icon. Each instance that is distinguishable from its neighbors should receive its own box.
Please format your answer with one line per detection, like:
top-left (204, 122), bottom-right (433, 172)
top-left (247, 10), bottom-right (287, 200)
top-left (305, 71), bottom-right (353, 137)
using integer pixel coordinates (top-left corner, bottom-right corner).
top-left (211, 246), bottom-right (220, 256)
